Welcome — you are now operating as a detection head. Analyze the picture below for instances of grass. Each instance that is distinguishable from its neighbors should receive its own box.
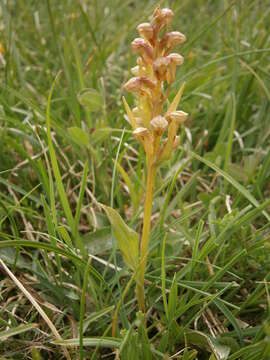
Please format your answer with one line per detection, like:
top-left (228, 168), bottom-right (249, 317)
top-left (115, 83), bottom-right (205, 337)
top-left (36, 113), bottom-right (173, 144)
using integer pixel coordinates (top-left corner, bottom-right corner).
top-left (0, 0), bottom-right (269, 359)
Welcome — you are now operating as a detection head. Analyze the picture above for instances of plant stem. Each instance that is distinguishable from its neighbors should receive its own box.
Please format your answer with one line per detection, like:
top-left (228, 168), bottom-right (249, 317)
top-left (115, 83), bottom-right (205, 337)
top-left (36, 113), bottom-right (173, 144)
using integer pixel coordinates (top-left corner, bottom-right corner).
top-left (137, 161), bottom-right (156, 313)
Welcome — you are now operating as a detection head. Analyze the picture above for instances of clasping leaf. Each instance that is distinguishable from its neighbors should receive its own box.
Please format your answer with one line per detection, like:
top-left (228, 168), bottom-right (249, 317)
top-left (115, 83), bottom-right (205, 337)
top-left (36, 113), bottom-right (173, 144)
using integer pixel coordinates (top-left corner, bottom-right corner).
top-left (101, 205), bottom-right (139, 271)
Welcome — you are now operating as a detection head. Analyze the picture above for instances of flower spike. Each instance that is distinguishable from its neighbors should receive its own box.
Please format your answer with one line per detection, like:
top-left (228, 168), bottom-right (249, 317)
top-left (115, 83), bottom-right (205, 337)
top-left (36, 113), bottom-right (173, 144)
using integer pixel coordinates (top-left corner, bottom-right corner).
top-left (121, 6), bottom-right (189, 315)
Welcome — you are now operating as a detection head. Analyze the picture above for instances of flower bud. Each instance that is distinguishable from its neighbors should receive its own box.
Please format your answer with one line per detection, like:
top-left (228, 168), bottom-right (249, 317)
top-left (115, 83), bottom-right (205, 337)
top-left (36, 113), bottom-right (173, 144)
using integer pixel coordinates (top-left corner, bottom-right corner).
top-left (160, 31), bottom-right (186, 52)
top-left (140, 76), bottom-right (156, 90)
top-left (161, 8), bottom-right (174, 20)
top-left (153, 57), bottom-right (170, 81)
top-left (150, 116), bottom-right (168, 136)
top-left (133, 127), bottom-right (149, 137)
top-left (136, 22), bottom-right (154, 41)
top-left (168, 31), bottom-right (186, 46)
top-left (132, 38), bottom-right (154, 64)
top-left (158, 120), bottom-right (180, 162)
top-left (153, 7), bottom-right (174, 30)
top-left (167, 53), bottom-right (184, 66)
top-left (166, 53), bottom-right (184, 83)
top-left (124, 77), bottom-right (141, 93)
top-left (162, 111), bottom-right (188, 157)
top-left (166, 110), bottom-right (188, 124)
top-left (133, 127), bottom-right (153, 156)
top-left (124, 76), bottom-right (156, 94)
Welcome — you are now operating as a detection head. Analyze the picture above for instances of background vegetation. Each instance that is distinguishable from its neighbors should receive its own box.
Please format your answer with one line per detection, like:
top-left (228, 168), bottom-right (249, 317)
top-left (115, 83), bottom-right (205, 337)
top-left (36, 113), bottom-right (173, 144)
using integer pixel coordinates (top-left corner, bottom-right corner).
top-left (0, 0), bottom-right (269, 359)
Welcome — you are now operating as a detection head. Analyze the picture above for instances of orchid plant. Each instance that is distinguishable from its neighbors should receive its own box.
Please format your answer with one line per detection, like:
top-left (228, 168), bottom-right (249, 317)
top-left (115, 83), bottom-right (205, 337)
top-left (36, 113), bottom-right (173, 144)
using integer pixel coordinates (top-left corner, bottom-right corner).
top-left (103, 5), bottom-right (188, 322)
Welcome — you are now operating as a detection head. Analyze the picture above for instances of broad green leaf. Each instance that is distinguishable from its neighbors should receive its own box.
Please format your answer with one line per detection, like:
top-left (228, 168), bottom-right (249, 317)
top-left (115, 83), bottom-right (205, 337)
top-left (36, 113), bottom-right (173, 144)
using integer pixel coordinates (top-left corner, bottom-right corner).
top-left (228, 163), bottom-right (248, 183)
top-left (101, 205), bottom-right (139, 271)
top-left (77, 88), bottom-right (103, 112)
top-left (0, 248), bottom-right (30, 269)
top-left (83, 227), bottom-right (112, 255)
top-left (90, 127), bottom-right (111, 144)
top-left (185, 330), bottom-right (230, 360)
top-left (52, 337), bottom-right (121, 348)
top-left (68, 127), bottom-right (88, 147)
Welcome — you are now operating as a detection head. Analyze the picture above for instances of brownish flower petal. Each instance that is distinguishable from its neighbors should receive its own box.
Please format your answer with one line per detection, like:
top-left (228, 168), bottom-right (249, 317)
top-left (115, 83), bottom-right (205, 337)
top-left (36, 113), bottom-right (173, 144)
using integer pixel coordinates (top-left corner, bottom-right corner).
top-left (131, 38), bottom-right (154, 64)
top-left (150, 116), bottom-right (168, 136)
top-left (136, 23), bottom-right (154, 41)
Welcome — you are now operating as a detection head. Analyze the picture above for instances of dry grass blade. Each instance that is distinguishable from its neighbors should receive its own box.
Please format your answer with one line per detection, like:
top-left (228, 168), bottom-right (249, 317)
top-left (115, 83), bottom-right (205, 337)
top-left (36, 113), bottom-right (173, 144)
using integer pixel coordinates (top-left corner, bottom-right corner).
top-left (0, 258), bottom-right (71, 360)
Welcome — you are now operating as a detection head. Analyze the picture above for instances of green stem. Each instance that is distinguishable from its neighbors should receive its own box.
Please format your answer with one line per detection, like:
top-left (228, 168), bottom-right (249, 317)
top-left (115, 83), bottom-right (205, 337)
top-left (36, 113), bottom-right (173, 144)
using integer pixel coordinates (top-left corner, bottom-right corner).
top-left (137, 162), bottom-right (156, 313)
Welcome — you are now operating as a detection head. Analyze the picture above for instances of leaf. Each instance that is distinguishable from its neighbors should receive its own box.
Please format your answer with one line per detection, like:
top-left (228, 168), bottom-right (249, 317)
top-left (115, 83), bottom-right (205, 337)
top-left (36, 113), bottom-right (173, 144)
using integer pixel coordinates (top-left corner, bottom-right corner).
top-left (90, 127), bottom-right (111, 144)
top-left (214, 299), bottom-right (243, 342)
top-left (188, 149), bottom-right (270, 222)
top-left (83, 227), bottom-right (113, 255)
top-left (182, 348), bottom-right (198, 360)
top-left (228, 163), bottom-right (248, 183)
top-left (122, 96), bottom-right (137, 129)
top-left (83, 306), bottom-right (114, 333)
top-left (74, 161), bottom-right (89, 235)
top-left (168, 273), bottom-right (178, 322)
top-left (52, 337), bottom-right (121, 348)
top-left (0, 248), bottom-right (30, 270)
top-left (68, 127), bottom-right (88, 147)
top-left (101, 205), bottom-right (139, 271)
top-left (77, 88), bottom-right (103, 112)
top-left (0, 323), bottom-right (38, 341)
top-left (46, 76), bottom-right (74, 231)
top-left (46, 76), bottom-right (86, 257)
top-left (31, 348), bottom-right (43, 360)
top-left (185, 330), bottom-right (230, 360)
top-left (115, 160), bottom-right (140, 212)
top-left (166, 82), bottom-right (185, 114)
top-left (0, 239), bottom-right (104, 283)
top-left (161, 235), bottom-right (168, 320)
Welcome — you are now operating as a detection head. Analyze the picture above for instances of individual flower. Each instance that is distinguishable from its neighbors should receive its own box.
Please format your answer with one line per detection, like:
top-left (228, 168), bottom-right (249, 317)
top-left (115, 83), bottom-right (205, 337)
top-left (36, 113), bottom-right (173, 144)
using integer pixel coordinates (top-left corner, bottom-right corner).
top-left (131, 38), bottom-right (154, 64)
top-left (136, 23), bottom-right (154, 42)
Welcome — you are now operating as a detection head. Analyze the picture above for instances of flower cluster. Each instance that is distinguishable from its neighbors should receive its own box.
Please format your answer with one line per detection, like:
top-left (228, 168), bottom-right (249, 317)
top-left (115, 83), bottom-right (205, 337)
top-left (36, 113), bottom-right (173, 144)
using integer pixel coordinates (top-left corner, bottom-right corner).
top-left (123, 6), bottom-right (188, 165)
